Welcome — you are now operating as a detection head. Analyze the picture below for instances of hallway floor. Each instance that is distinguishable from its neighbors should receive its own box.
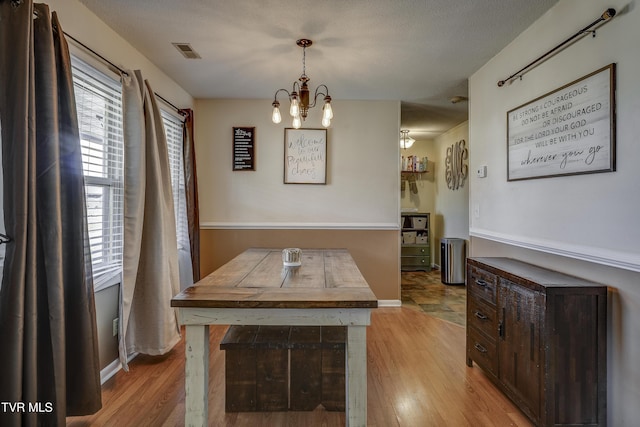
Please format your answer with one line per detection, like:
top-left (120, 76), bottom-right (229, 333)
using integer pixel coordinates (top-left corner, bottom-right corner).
top-left (401, 269), bottom-right (466, 326)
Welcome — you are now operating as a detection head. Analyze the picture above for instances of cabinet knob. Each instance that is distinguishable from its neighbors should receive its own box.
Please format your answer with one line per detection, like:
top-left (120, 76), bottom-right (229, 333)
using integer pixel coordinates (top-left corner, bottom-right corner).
top-left (475, 279), bottom-right (488, 287)
top-left (474, 311), bottom-right (488, 320)
top-left (474, 343), bottom-right (487, 353)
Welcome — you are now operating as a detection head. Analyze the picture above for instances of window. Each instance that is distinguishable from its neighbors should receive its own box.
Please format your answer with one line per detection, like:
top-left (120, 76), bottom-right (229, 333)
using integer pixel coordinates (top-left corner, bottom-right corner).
top-left (161, 110), bottom-right (190, 258)
top-left (71, 56), bottom-right (124, 289)
top-left (71, 56), bottom-right (188, 290)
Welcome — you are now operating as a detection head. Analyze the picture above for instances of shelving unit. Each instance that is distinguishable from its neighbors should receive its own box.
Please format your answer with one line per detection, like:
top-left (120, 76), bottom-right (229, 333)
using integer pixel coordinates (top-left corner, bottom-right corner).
top-left (400, 212), bottom-right (430, 271)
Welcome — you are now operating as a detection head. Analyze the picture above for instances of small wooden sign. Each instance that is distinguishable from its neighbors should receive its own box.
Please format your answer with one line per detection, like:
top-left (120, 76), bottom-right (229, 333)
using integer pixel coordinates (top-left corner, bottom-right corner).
top-left (233, 127), bottom-right (255, 171)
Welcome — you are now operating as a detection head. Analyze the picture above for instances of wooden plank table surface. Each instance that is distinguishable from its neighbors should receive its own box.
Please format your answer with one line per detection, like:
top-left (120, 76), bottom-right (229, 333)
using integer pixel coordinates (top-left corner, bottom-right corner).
top-left (171, 248), bottom-right (378, 427)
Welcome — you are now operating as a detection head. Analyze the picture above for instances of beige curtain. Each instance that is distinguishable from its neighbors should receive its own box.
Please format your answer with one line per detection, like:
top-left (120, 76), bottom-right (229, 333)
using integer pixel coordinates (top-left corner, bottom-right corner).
top-left (118, 70), bottom-right (181, 370)
top-left (0, 2), bottom-right (101, 424)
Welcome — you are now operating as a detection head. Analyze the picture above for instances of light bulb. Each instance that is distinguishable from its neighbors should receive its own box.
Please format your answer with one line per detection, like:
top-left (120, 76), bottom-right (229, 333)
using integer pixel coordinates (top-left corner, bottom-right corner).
top-left (292, 115), bottom-right (302, 129)
top-left (323, 101), bottom-right (333, 120)
top-left (272, 105), bottom-right (282, 124)
top-left (322, 116), bottom-right (331, 127)
top-left (290, 97), bottom-right (299, 117)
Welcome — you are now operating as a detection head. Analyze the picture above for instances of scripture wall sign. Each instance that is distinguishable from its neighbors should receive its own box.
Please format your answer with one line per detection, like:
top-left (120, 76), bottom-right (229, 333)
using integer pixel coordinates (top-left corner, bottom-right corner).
top-left (507, 64), bottom-right (616, 181)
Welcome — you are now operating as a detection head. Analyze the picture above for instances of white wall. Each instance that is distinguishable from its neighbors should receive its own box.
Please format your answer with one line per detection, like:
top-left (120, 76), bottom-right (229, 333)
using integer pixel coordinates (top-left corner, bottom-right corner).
top-left (434, 121), bottom-right (469, 265)
top-left (469, 1), bottom-right (640, 425)
top-left (469, 0), bottom-right (639, 271)
top-left (195, 99), bottom-right (402, 301)
top-left (195, 99), bottom-right (400, 227)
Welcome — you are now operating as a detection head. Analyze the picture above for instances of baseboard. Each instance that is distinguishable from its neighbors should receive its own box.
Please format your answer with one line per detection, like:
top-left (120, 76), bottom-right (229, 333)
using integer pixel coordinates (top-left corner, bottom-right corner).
top-left (100, 359), bottom-right (120, 385)
top-left (100, 353), bottom-right (138, 385)
top-left (377, 299), bottom-right (402, 307)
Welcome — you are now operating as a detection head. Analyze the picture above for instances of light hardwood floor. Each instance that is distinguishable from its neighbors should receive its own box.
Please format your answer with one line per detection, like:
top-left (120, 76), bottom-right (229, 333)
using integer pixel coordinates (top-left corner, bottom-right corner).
top-left (67, 307), bottom-right (532, 426)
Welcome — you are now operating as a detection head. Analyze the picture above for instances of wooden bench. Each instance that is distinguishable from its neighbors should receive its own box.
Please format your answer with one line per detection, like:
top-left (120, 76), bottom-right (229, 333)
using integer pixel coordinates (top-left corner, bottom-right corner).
top-left (220, 325), bottom-right (346, 412)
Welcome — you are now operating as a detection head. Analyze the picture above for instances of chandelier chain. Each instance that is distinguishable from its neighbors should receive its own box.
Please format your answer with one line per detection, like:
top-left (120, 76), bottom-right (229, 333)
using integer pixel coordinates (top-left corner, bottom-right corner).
top-left (302, 45), bottom-right (307, 77)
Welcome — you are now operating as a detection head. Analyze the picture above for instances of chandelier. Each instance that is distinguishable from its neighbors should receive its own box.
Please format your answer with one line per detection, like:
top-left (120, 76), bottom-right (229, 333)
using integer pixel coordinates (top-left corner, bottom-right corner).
top-left (271, 39), bottom-right (333, 128)
top-left (400, 130), bottom-right (415, 149)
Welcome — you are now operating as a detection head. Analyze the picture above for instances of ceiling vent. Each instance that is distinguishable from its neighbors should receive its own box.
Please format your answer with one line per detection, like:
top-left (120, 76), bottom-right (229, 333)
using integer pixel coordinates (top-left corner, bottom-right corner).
top-left (172, 43), bottom-right (201, 59)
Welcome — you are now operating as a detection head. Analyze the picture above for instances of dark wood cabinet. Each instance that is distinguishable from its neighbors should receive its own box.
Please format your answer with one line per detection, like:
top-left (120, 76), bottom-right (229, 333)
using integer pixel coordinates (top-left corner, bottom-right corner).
top-left (466, 257), bottom-right (607, 427)
top-left (498, 279), bottom-right (543, 420)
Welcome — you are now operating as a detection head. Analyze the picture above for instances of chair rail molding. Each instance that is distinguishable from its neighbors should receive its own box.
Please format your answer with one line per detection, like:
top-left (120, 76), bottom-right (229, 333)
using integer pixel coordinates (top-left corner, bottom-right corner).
top-left (200, 222), bottom-right (399, 230)
top-left (470, 227), bottom-right (640, 272)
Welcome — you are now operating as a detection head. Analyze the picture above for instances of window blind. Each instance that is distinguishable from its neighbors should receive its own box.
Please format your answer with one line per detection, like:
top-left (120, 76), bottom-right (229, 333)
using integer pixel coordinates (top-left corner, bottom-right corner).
top-left (71, 56), bottom-right (124, 285)
top-left (161, 110), bottom-right (189, 252)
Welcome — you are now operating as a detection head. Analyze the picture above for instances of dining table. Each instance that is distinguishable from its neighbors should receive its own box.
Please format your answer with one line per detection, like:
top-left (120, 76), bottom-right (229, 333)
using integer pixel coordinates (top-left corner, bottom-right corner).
top-left (171, 247), bottom-right (378, 427)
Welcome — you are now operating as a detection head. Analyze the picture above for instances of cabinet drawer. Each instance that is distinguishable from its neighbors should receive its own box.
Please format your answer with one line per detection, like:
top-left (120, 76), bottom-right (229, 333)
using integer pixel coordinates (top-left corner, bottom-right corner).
top-left (467, 295), bottom-right (498, 340)
top-left (467, 328), bottom-right (498, 376)
top-left (401, 256), bottom-right (430, 267)
top-left (467, 264), bottom-right (497, 304)
top-left (401, 245), bottom-right (429, 256)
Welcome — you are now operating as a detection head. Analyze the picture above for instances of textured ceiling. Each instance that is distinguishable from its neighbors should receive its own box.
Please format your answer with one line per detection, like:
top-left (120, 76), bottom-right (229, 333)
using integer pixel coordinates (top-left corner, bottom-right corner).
top-left (77, 0), bottom-right (557, 139)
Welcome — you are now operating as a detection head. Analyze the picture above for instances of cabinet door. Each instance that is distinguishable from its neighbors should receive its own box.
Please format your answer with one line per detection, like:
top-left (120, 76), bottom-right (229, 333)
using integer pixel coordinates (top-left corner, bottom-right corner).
top-left (498, 279), bottom-right (543, 420)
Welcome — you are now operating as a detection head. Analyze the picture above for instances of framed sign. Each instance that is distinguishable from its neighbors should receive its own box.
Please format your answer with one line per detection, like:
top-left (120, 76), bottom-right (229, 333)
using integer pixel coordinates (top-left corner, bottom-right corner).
top-left (284, 128), bottom-right (327, 184)
top-left (507, 63), bottom-right (616, 181)
top-left (233, 127), bottom-right (255, 171)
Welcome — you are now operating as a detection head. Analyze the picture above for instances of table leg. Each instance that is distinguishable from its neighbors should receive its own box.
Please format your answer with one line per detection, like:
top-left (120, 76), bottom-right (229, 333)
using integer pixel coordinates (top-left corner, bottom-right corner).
top-left (184, 324), bottom-right (209, 427)
top-left (346, 325), bottom-right (367, 427)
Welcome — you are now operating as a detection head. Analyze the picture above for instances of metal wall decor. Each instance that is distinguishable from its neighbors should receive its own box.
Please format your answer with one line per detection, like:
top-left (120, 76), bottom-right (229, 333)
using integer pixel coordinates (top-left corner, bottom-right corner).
top-left (445, 139), bottom-right (468, 190)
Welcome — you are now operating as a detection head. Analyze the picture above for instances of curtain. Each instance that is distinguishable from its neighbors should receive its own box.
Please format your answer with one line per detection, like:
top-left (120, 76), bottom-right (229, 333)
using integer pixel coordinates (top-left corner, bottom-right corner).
top-left (0, 1), bottom-right (102, 425)
top-left (119, 69), bottom-right (181, 370)
top-left (179, 108), bottom-right (201, 282)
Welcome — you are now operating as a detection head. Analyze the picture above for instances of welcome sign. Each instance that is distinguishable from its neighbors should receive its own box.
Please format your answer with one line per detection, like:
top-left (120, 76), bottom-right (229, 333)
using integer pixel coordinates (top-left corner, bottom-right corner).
top-left (507, 64), bottom-right (616, 181)
top-left (284, 128), bottom-right (327, 184)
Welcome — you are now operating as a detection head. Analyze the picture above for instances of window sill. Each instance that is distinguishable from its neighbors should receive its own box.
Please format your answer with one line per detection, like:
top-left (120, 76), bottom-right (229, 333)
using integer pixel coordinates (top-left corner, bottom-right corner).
top-left (94, 269), bottom-right (122, 293)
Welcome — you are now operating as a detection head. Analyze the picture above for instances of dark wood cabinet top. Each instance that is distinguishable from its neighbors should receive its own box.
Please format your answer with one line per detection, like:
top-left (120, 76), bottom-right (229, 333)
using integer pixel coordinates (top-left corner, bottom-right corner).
top-left (468, 257), bottom-right (607, 291)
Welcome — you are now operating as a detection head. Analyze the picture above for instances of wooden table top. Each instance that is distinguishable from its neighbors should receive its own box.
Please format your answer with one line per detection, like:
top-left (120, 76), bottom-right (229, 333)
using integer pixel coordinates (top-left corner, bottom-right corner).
top-left (171, 248), bottom-right (378, 309)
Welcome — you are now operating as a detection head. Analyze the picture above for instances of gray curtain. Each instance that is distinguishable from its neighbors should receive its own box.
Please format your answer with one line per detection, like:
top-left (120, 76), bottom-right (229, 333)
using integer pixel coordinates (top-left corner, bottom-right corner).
top-left (118, 69), bottom-right (181, 370)
top-left (179, 108), bottom-right (201, 282)
top-left (0, 1), bottom-right (102, 425)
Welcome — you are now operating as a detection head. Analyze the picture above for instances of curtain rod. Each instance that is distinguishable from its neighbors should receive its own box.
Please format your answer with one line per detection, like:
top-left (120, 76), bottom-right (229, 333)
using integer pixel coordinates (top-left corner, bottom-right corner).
top-left (497, 8), bottom-right (616, 87)
top-left (63, 31), bottom-right (185, 115)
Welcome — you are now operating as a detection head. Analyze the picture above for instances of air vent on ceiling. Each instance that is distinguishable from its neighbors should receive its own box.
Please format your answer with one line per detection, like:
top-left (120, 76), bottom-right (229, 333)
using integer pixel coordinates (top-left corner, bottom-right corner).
top-left (172, 42), bottom-right (201, 59)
